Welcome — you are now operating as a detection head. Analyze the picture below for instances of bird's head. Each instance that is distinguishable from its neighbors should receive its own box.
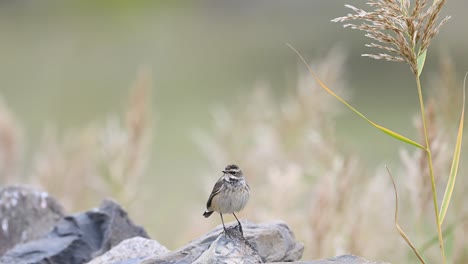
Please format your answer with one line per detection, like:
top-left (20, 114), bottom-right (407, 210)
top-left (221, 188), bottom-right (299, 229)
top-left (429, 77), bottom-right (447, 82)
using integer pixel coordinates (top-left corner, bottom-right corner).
top-left (222, 164), bottom-right (243, 177)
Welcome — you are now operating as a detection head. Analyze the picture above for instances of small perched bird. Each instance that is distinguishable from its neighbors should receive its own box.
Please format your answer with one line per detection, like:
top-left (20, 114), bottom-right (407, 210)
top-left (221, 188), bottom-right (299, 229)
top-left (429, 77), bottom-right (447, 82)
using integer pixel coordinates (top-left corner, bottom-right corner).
top-left (203, 164), bottom-right (250, 234)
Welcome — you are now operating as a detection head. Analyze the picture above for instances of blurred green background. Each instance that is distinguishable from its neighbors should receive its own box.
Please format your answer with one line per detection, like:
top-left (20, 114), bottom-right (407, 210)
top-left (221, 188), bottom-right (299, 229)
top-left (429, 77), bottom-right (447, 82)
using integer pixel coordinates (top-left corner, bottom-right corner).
top-left (1, 0), bottom-right (467, 253)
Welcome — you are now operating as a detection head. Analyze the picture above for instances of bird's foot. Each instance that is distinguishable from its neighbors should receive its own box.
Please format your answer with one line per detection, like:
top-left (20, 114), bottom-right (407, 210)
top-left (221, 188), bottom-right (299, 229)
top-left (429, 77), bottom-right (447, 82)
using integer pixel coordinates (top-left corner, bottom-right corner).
top-left (222, 227), bottom-right (232, 238)
top-left (238, 223), bottom-right (243, 236)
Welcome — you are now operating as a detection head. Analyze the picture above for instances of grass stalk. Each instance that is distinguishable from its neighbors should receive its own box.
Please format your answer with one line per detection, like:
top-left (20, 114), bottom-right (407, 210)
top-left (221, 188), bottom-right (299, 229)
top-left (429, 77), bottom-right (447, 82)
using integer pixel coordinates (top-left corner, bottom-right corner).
top-left (387, 166), bottom-right (427, 264)
top-left (415, 75), bottom-right (446, 264)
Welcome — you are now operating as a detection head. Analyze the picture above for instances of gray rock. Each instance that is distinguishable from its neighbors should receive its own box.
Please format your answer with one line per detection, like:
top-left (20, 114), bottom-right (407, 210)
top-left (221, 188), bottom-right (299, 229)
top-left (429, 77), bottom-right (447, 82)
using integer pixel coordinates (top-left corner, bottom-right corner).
top-left (115, 222), bottom-right (387, 264)
top-left (192, 224), bottom-right (263, 264)
top-left (0, 199), bottom-right (149, 264)
top-left (93, 200), bottom-right (150, 256)
top-left (0, 187), bottom-right (387, 264)
top-left (0, 185), bottom-right (65, 256)
top-left (140, 220), bottom-right (303, 264)
top-left (87, 237), bottom-right (169, 264)
top-left (244, 221), bottom-right (303, 262)
top-left (267, 254), bottom-right (389, 263)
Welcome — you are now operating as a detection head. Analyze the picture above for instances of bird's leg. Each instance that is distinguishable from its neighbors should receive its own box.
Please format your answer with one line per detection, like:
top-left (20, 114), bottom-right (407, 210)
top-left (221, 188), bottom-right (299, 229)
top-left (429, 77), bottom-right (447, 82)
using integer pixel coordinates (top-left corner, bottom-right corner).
top-left (232, 212), bottom-right (243, 235)
top-left (219, 213), bottom-right (228, 233)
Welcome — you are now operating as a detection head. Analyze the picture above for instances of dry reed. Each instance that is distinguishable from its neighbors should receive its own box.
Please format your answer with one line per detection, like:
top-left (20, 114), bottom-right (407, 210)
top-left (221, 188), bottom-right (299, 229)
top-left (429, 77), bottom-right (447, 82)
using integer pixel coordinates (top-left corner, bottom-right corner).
top-left (332, 0), bottom-right (450, 74)
top-left (192, 51), bottom-right (467, 262)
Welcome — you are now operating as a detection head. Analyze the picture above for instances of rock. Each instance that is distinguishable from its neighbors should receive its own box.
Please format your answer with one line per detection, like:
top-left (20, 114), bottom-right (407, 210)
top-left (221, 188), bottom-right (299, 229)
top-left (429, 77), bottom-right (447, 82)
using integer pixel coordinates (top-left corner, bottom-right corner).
top-left (0, 186), bottom-right (387, 264)
top-left (267, 254), bottom-right (389, 263)
top-left (0, 185), bottom-right (65, 256)
top-left (109, 222), bottom-right (388, 264)
top-left (92, 200), bottom-right (150, 256)
top-left (0, 199), bottom-right (149, 264)
top-left (244, 221), bottom-right (303, 262)
top-left (87, 237), bottom-right (169, 264)
top-left (140, 220), bottom-right (303, 264)
top-left (192, 225), bottom-right (263, 264)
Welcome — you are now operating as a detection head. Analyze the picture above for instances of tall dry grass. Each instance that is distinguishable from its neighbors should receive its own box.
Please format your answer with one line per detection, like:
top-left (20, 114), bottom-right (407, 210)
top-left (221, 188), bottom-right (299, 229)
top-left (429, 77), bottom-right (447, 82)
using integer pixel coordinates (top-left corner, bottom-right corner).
top-left (0, 69), bottom-right (153, 214)
top-left (0, 60), bottom-right (464, 263)
top-left (191, 50), bottom-right (467, 262)
top-left (0, 3), bottom-right (465, 261)
top-left (0, 98), bottom-right (22, 185)
top-left (330, 1), bottom-right (463, 263)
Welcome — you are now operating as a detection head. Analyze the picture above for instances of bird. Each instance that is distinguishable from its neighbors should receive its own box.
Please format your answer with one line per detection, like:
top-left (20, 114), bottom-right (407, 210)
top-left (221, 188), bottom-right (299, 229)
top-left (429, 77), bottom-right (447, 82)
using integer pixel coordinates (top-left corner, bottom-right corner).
top-left (203, 164), bottom-right (250, 234)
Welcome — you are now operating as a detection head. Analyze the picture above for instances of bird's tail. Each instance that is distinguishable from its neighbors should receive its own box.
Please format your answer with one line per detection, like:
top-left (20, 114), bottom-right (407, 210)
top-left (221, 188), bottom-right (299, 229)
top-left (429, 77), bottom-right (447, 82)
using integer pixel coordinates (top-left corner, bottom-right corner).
top-left (203, 210), bottom-right (213, 218)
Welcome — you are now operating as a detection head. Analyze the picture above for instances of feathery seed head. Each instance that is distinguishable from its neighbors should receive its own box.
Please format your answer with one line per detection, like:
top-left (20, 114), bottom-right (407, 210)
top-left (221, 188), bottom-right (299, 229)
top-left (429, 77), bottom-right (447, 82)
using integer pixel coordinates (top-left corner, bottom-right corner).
top-left (332, 0), bottom-right (450, 74)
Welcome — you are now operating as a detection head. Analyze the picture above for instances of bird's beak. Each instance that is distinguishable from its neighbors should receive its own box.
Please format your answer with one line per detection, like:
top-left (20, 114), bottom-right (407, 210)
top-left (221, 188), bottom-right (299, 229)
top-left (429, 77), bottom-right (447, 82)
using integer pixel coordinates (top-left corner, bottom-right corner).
top-left (222, 170), bottom-right (227, 173)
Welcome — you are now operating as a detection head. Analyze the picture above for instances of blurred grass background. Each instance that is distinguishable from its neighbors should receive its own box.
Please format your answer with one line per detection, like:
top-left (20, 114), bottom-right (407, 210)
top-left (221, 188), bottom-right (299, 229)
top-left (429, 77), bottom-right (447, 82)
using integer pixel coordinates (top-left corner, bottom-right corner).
top-left (1, 0), bottom-right (467, 261)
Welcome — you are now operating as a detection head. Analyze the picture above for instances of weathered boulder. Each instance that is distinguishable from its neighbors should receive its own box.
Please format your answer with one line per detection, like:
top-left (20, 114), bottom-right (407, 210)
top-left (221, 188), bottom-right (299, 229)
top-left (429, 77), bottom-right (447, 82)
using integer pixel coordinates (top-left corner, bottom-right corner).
top-left (90, 221), bottom-right (389, 264)
top-left (0, 185), bottom-right (389, 264)
top-left (130, 221), bottom-right (303, 264)
top-left (87, 237), bottom-right (169, 264)
top-left (0, 199), bottom-right (148, 264)
top-left (243, 221), bottom-right (303, 262)
top-left (192, 224), bottom-right (263, 264)
top-left (0, 185), bottom-right (64, 256)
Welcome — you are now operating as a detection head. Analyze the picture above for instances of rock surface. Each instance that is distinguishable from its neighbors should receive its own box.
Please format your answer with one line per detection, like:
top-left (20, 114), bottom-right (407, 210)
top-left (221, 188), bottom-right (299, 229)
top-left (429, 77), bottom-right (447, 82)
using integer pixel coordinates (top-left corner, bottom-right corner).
top-left (0, 199), bottom-right (149, 264)
top-left (0, 184), bottom-right (389, 264)
top-left (192, 224), bottom-right (263, 264)
top-left (90, 222), bottom-right (388, 264)
top-left (267, 255), bottom-right (389, 263)
top-left (0, 185), bottom-right (65, 256)
top-left (87, 237), bottom-right (169, 264)
top-left (139, 220), bottom-right (303, 264)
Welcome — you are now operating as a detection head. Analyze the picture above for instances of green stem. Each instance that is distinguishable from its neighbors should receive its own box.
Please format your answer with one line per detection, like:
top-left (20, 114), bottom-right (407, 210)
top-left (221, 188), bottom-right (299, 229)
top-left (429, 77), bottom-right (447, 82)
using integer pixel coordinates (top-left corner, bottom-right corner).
top-left (415, 76), bottom-right (446, 264)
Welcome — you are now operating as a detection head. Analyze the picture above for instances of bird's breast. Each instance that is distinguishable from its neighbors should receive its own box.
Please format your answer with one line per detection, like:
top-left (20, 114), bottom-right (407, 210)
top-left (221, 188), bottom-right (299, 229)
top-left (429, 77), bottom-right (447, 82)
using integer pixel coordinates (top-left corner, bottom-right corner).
top-left (215, 183), bottom-right (250, 214)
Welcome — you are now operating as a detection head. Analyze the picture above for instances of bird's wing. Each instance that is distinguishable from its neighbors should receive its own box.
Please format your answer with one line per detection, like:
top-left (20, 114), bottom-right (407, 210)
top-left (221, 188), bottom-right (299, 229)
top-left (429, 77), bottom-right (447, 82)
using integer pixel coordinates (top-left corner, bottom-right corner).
top-left (206, 178), bottom-right (224, 209)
